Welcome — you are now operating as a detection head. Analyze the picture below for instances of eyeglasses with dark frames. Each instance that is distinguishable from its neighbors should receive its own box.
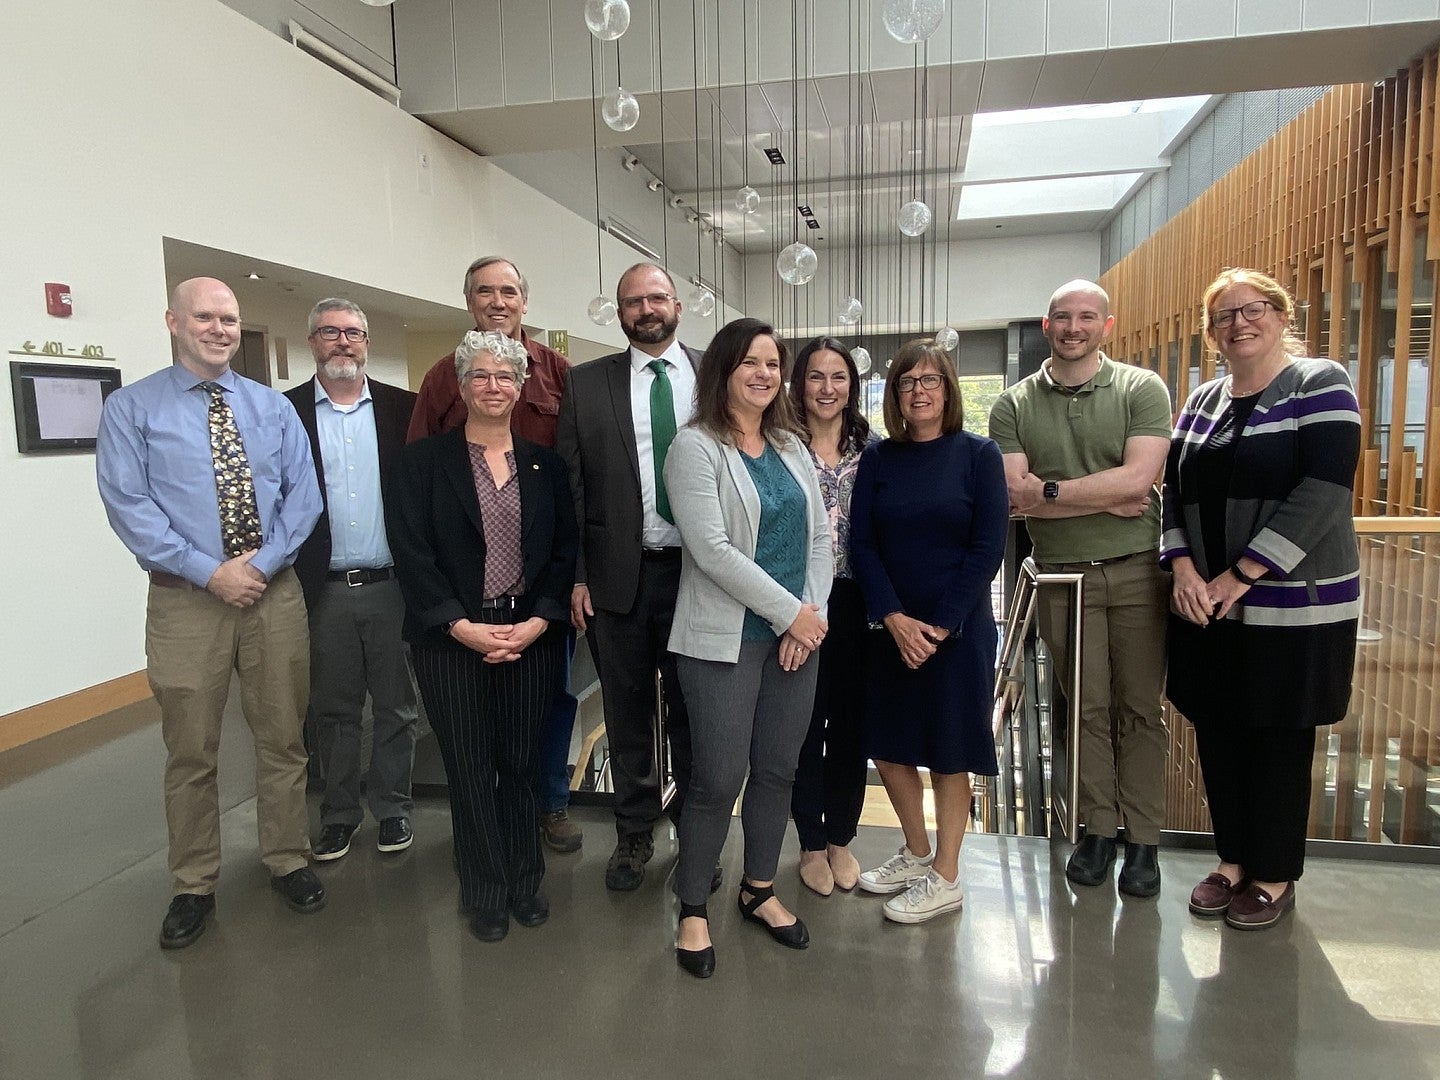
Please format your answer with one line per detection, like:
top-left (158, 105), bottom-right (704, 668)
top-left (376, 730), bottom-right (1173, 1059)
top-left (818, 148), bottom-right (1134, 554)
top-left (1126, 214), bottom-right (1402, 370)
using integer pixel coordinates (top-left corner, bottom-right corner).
top-left (896, 373), bottom-right (944, 393)
top-left (1210, 300), bottom-right (1278, 329)
top-left (311, 326), bottom-right (369, 343)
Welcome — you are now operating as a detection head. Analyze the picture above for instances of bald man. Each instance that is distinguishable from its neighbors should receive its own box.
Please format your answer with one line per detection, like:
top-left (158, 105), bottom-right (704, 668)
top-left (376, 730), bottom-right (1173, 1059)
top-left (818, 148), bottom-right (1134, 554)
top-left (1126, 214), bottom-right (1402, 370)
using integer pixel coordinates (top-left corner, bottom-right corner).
top-left (98, 277), bottom-right (325, 949)
top-left (988, 280), bottom-right (1172, 898)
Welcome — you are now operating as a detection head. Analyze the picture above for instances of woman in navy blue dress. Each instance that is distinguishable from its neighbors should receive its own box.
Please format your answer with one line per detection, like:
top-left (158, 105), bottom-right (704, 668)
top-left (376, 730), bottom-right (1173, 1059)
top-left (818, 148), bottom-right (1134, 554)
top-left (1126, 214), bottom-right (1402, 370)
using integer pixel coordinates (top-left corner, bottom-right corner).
top-left (850, 339), bottom-right (1009, 924)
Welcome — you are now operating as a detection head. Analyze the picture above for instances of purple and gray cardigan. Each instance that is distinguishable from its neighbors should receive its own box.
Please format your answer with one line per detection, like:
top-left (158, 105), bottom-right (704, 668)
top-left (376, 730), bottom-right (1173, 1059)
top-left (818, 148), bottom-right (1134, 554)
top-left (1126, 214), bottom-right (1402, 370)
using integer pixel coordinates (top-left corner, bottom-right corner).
top-left (1160, 357), bottom-right (1361, 629)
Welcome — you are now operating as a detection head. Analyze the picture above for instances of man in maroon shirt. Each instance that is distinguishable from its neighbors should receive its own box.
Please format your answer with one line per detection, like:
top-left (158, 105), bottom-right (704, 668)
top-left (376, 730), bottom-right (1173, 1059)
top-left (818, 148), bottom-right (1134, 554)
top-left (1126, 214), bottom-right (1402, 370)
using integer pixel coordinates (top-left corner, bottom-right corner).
top-left (408, 256), bottom-right (581, 854)
top-left (407, 256), bottom-right (570, 448)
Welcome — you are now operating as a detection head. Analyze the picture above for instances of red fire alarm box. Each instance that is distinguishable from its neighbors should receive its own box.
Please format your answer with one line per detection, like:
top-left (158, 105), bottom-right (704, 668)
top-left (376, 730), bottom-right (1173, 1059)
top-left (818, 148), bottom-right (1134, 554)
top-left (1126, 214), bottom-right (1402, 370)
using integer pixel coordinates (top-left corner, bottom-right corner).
top-left (45, 283), bottom-right (73, 317)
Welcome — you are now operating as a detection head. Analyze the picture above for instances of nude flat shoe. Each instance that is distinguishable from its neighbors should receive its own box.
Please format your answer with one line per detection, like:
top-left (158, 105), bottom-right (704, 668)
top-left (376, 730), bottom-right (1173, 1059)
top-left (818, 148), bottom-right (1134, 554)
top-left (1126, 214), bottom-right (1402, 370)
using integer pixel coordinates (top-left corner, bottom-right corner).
top-left (799, 850), bottom-right (834, 896)
top-left (828, 845), bottom-right (861, 891)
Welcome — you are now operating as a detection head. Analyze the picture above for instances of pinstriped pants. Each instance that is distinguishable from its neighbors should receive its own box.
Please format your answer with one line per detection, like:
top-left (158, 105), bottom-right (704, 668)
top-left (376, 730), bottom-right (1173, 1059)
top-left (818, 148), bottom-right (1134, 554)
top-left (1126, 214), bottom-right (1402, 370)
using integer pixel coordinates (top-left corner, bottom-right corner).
top-left (412, 621), bottom-right (563, 913)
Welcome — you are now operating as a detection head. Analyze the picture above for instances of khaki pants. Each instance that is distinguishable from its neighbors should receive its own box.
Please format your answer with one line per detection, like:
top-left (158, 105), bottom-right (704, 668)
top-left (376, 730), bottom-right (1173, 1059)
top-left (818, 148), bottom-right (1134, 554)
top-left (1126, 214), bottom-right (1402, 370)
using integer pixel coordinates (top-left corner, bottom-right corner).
top-left (1037, 553), bottom-right (1169, 844)
top-left (145, 568), bottom-right (311, 894)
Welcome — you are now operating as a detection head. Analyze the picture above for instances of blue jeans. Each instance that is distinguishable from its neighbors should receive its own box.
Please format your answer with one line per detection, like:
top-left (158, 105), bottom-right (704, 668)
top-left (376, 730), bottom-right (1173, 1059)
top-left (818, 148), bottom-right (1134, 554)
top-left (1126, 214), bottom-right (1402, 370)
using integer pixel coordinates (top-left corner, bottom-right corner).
top-left (539, 627), bottom-right (578, 813)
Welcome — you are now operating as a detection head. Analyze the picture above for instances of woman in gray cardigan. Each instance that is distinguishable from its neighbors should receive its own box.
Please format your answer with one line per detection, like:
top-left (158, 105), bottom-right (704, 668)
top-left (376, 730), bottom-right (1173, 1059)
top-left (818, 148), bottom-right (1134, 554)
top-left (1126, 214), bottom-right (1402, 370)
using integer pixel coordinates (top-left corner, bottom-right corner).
top-left (664, 318), bottom-right (833, 978)
top-left (1163, 268), bottom-right (1360, 931)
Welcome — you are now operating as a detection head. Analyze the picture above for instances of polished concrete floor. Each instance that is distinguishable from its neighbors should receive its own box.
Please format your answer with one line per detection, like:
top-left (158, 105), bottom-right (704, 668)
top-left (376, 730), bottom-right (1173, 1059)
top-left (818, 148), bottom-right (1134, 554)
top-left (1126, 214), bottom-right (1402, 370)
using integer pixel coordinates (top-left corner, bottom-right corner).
top-left (2, 704), bottom-right (1438, 1080)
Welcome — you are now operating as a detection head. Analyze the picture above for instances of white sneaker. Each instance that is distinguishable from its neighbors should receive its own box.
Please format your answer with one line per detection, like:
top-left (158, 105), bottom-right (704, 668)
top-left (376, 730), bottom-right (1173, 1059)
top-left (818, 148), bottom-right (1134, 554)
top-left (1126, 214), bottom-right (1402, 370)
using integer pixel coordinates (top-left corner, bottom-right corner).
top-left (857, 845), bottom-right (935, 895)
top-left (883, 868), bottom-right (965, 924)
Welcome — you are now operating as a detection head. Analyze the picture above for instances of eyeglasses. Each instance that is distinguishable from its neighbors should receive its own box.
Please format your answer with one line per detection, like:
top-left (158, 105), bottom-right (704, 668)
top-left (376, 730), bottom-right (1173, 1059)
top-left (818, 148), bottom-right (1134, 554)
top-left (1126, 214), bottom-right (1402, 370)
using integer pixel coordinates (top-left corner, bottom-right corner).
top-left (1210, 300), bottom-right (1278, 329)
top-left (618, 292), bottom-right (677, 312)
top-left (896, 373), bottom-right (944, 393)
top-left (311, 326), bottom-right (369, 343)
top-left (461, 369), bottom-right (518, 388)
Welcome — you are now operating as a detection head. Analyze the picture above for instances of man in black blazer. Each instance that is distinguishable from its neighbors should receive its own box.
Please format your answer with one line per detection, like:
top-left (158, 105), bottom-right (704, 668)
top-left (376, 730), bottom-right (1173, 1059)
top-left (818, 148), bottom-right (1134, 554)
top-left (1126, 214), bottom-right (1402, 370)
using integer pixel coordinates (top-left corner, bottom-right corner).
top-left (285, 298), bottom-right (420, 862)
top-left (556, 262), bottom-right (703, 890)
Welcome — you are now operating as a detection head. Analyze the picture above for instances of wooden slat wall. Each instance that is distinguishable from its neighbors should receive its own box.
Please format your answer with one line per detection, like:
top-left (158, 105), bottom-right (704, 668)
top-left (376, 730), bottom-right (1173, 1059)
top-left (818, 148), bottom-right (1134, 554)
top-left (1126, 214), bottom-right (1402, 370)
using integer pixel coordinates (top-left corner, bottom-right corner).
top-left (1104, 57), bottom-right (1440, 844)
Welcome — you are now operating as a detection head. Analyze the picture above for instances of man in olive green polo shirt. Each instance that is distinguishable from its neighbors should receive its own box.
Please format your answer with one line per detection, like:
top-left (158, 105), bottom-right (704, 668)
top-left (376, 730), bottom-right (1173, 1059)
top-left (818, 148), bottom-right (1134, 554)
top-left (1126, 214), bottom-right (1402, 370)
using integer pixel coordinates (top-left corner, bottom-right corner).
top-left (988, 280), bottom-right (1172, 897)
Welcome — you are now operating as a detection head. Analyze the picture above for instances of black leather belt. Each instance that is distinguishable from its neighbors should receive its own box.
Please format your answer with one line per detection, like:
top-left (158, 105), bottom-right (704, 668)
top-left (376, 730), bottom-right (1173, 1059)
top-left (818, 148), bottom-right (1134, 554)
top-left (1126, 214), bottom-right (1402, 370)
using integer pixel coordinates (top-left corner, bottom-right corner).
top-left (478, 595), bottom-right (519, 610)
top-left (642, 547), bottom-right (682, 561)
top-left (326, 567), bottom-right (395, 586)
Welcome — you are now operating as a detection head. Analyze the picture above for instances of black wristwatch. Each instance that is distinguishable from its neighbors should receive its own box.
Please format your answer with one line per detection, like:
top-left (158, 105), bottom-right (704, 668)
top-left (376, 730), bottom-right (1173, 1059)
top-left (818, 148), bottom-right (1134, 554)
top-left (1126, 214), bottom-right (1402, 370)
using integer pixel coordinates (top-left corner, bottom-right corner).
top-left (1043, 480), bottom-right (1060, 503)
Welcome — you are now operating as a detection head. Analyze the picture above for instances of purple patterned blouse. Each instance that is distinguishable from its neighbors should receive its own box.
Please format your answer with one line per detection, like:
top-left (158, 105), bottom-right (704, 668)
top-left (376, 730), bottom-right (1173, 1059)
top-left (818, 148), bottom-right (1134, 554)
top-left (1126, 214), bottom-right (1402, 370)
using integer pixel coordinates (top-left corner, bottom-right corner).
top-left (467, 443), bottom-right (524, 598)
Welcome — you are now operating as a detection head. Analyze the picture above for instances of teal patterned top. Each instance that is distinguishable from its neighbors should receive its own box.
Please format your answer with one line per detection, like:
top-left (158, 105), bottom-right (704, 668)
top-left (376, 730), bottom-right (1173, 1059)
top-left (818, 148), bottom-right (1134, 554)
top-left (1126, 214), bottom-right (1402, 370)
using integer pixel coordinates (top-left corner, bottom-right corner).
top-left (740, 443), bottom-right (807, 641)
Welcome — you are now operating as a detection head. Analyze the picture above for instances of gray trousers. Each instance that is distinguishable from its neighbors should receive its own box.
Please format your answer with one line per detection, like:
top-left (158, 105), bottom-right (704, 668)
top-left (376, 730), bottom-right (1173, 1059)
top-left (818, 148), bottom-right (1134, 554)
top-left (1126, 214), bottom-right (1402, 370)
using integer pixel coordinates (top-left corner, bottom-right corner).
top-left (309, 577), bottom-right (418, 826)
top-left (673, 638), bottom-right (819, 905)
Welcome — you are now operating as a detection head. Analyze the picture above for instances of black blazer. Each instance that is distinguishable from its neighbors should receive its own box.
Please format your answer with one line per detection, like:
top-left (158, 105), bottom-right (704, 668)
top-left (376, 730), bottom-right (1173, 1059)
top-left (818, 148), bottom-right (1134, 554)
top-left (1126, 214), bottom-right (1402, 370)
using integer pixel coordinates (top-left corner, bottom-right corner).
top-left (554, 343), bottom-right (702, 614)
top-left (284, 375), bottom-right (417, 608)
top-left (387, 426), bottom-right (578, 650)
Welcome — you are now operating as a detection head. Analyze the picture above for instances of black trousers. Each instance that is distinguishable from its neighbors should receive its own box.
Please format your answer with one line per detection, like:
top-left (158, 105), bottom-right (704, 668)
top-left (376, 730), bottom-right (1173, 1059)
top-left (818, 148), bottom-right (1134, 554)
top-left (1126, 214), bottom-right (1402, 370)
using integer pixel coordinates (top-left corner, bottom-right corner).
top-left (589, 553), bottom-right (692, 840)
top-left (412, 618), bottom-right (562, 913)
top-left (1192, 719), bottom-right (1318, 882)
top-left (790, 578), bottom-right (869, 850)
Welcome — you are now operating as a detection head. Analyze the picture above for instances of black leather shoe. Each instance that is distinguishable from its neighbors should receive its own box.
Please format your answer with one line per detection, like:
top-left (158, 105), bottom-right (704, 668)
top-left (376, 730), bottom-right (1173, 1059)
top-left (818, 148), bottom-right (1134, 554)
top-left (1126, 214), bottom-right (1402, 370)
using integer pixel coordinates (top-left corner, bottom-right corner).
top-left (271, 867), bottom-right (326, 914)
top-left (313, 823), bottom-right (356, 862)
top-left (676, 901), bottom-right (716, 979)
top-left (1066, 833), bottom-right (1118, 887)
top-left (737, 881), bottom-right (809, 950)
top-left (469, 908), bottom-right (509, 942)
top-left (710, 863), bottom-right (724, 894)
top-left (605, 834), bottom-right (654, 891)
top-left (377, 817), bottom-right (413, 853)
top-left (159, 893), bottom-right (214, 950)
top-left (1118, 842), bottom-right (1161, 898)
top-left (511, 893), bottom-right (550, 928)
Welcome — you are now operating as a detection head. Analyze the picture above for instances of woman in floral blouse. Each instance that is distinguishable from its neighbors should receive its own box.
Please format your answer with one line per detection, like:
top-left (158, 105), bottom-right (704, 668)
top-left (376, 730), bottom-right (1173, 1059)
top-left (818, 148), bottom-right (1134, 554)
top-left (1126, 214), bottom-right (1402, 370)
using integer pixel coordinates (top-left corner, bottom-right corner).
top-left (786, 337), bottom-right (877, 895)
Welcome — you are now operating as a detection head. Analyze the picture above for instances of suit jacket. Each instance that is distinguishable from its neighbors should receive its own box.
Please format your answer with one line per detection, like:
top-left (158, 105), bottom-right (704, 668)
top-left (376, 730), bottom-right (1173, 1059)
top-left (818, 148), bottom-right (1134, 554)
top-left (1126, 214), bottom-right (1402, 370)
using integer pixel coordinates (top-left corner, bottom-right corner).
top-left (664, 426), bottom-right (833, 664)
top-left (554, 343), bottom-right (703, 614)
top-left (284, 375), bottom-right (417, 608)
top-left (387, 426), bottom-right (578, 650)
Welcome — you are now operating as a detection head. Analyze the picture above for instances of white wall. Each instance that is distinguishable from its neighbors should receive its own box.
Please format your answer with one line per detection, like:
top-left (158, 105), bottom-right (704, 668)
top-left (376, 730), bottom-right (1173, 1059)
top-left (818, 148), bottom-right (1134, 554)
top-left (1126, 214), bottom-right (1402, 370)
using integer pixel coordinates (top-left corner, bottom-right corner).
top-left (0, 0), bottom-right (653, 717)
top-left (742, 232), bottom-right (1102, 336)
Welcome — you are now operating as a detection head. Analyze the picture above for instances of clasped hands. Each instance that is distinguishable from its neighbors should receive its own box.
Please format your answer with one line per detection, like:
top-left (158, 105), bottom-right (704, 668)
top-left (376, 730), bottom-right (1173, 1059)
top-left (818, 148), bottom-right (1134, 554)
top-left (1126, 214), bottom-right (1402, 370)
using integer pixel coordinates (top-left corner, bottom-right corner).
top-left (779, 604), bottom-right (827, 672)
top-left (207, 551), bottom-right (266, 608)
top-left (449, 616), bottom-right (549, 663)
top-left (884, 611), bottom-right (949, 670)
top-left (1172, 559), bottom-right (1251, 625)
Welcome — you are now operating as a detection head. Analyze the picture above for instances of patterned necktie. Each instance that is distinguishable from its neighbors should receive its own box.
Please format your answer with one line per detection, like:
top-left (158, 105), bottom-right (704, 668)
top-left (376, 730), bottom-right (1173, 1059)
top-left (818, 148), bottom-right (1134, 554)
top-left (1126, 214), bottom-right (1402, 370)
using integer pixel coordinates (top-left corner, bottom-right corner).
top-left (648, 359), bottom-right (677, 524)
top-left (201, 382), bottom-right (263, 557)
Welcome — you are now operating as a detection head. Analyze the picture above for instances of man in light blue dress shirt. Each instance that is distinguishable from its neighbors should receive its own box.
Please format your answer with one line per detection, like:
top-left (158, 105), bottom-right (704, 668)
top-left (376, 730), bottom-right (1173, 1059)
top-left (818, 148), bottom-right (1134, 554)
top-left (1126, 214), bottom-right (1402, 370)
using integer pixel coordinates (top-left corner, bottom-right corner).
top-left (285, 299), bottom-right (418, 863)
top-left (97, 277), bottom-right (325, 949)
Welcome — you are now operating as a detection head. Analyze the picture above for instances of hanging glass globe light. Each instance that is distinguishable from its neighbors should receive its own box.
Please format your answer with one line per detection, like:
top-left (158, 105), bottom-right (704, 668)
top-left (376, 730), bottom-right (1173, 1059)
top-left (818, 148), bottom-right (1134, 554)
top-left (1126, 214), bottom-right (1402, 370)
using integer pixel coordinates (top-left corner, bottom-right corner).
top-left (587, 295), bottom-right (618, 326)
top-left (602, 88), bottom-right (640, 132)
top-left (935, 326), bottom-right (959, 352)
top-left (776, 241), bottom-right (818, 286)
top-left (735, 185), bottom-right (761, 215)
top-left (837, 296), bottom-right (863, 325)
top-left (689, 287), bottom-right (716, 318)
top-left (851, 346), bottom-right (872, 376)
top-left (898, 199), bottom-right (933, 236)
top-left (584, 0), bottom-right (631, 40)
top-left (882, 0), bottom-right (945, 44)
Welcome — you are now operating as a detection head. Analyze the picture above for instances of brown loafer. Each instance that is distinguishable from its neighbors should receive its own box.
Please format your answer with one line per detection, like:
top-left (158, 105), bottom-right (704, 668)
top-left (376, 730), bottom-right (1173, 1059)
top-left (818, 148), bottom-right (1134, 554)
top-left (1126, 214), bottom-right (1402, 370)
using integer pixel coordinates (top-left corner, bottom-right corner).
top-left (1188, 872), bottom-right (1243, 917)
top-left (1225, 882), bottom-right (1296, 930)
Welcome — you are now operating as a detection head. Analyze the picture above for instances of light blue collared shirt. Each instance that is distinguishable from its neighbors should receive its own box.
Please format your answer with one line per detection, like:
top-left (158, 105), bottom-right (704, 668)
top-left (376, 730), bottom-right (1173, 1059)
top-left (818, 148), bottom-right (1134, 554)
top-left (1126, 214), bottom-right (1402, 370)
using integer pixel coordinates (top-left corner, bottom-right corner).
top-left (97, 363), bottom-right (322, 587)
top-left (313, 377), bottom-right (392, 571)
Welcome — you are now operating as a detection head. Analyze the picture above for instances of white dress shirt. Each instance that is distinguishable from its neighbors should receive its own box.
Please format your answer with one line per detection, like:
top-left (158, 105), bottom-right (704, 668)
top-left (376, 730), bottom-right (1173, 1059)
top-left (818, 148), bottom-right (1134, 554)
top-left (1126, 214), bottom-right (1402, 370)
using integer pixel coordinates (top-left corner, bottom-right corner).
top-left (629, 339), bottom-right (696, 549)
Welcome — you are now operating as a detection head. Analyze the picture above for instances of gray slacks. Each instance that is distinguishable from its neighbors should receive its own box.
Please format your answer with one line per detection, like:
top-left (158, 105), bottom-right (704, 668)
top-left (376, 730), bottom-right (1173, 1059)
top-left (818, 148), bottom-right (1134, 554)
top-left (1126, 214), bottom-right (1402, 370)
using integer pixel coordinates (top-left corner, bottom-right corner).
top-left (673, 638), bottom-right (818, 906)
top-left (308, 577), bottom-right (418, 826)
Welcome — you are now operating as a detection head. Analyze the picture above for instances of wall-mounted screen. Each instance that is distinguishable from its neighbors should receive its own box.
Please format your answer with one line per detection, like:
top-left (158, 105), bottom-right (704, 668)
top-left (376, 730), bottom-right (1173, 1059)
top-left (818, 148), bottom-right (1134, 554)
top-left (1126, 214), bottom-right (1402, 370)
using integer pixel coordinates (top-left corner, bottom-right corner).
top-left (10, 360), bottom-right (123, 453)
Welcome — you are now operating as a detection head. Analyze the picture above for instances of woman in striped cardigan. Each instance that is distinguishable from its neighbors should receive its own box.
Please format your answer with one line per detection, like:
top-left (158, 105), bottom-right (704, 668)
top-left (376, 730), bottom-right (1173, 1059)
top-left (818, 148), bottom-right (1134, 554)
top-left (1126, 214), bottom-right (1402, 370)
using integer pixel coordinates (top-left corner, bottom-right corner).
top-left (1162, 268), bottom-right (1360, 931)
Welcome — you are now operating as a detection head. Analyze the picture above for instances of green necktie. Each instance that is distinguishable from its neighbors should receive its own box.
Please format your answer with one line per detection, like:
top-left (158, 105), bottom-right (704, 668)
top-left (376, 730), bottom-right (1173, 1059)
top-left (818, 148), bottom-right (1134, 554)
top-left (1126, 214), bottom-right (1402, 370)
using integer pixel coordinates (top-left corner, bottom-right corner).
top-left (648, 359), bottom-right (677, 524)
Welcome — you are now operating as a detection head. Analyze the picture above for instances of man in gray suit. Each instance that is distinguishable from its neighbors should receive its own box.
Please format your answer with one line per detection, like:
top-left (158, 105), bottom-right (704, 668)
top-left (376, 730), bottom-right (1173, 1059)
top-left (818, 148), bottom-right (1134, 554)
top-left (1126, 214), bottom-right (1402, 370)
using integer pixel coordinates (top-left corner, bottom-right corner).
top-left (556, 262), bottom-right (701, 891)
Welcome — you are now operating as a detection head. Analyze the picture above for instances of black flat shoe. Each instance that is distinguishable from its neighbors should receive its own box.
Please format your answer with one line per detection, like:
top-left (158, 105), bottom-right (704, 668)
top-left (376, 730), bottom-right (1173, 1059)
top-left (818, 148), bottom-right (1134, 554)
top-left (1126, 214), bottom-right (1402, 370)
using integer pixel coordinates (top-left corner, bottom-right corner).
top-left (271, 867), bottom-right (326, 914)
top-left (511, 893), bottom-right (550, 928)
top-left (159, 893), bottom-right (214, 950)
top-left (1065, 833), bottom-right (1118, 887)
top-left (1118, 842), bottom-right (1161, 898)
top-left (675, 901), bottom-right (715, 979)
top-left (469, 908), bottom-right (510, 942)
top-left (737, 881), bottom-right (809, 950)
